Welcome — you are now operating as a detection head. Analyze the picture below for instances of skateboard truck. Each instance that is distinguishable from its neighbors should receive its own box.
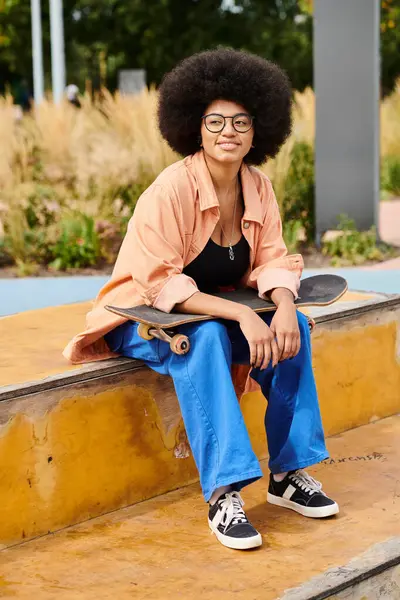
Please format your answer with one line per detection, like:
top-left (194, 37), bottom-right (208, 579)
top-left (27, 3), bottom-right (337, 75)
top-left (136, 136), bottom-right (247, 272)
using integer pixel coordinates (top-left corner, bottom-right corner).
top-left (137, 324), bottom-right (191, 355)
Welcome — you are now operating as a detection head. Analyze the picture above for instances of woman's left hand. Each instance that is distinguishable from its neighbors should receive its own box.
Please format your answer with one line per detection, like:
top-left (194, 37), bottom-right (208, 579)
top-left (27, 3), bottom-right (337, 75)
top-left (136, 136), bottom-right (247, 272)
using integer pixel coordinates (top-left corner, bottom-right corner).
top-left (269, 298), bottom-right (301, 362)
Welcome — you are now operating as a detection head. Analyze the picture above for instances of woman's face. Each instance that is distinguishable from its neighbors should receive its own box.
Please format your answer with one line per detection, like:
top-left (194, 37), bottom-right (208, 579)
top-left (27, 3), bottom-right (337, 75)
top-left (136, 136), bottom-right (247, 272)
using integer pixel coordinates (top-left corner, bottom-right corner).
top-left (200, 99), bottom-right (254, 165)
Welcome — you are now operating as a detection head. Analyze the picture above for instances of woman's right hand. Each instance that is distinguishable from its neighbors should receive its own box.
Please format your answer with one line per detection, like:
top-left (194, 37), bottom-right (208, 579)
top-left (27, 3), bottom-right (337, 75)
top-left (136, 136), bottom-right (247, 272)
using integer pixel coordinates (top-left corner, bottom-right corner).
top-left (238, 308), bottom-right (279, 370)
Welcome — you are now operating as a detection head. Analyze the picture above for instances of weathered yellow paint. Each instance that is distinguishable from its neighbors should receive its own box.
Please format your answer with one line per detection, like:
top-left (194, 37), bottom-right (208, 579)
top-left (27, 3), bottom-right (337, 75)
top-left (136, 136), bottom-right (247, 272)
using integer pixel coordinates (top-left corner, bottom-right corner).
top-left (313, 319), bottom-right (400, 436)
top-left (0, 416), bottom-right (399, 600)
top-left (0, 377), bottom-right (198, 547)
top-left (0, 294), bottom-right (399, 549)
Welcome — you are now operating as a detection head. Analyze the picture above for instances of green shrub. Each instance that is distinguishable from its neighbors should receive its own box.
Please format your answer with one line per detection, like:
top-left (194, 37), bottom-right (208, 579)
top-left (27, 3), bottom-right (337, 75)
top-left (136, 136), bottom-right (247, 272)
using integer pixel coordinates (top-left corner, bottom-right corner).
top-left (381, 155), bottom-right (400, 196)
top-left (49, 213), bottom-right (100, 270)
top-left (14, 259), bottom-right (41, 277)
top-left (282, 142), bottom-right (315, 243)
top-left (2, 207), bottom-right (43, 265)
top-left (96, 219), bottom-right (124, 264)
top-left (322, 214), bottom-right (392, 266)
top-left (24, 185), bottom-right (62, 229)
top-left (117, 178), bottom-right (154, 211)
top-left (283, 219), bottom-right (303, 254)
top-left (0, 236), bottom-right (11, 266)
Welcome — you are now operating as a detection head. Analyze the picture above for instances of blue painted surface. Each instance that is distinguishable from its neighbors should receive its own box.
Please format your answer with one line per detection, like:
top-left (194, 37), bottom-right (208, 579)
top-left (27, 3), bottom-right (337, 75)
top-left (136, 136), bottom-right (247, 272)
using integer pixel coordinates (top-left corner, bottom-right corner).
top-left (0, 269), bottom-right (399, 317)
top-left (0, 276), bottom-right (108, 317)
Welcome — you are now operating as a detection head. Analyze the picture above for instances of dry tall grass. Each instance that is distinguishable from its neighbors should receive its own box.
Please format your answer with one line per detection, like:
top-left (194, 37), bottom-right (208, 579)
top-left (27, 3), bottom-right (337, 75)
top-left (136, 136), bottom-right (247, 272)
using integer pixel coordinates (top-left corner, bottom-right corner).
top-left (0, 87), bottom-right (178, 218)
top-left (1, 83), bottom-right (398, 201)
top-left (0, 82), bottom-right (399, 262)
top-left (381, 80), bottom-right (400, 157)
top-left (261, 87), bottom-right (315, 212)
top-left (0, 87), bottom-right (179, 260)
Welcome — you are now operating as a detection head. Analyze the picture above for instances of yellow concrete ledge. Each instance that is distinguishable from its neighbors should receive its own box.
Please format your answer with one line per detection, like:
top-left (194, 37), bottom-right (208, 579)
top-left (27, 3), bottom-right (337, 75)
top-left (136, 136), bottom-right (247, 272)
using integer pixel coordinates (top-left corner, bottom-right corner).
top-left (0, 416), bottom-right (399, 600)
top-left (0, 290), bottom-right (385, 389)
top-left (0, 302), bottom-right (92, 388)
top-left (0, 292), bottom-right (399, 549)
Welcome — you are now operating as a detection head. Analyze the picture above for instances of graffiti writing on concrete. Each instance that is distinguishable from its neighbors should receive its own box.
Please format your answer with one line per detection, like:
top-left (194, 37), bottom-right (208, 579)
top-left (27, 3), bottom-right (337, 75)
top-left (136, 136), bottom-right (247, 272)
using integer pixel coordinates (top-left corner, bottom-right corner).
top-left (322, 452), bottom-right (386, 465)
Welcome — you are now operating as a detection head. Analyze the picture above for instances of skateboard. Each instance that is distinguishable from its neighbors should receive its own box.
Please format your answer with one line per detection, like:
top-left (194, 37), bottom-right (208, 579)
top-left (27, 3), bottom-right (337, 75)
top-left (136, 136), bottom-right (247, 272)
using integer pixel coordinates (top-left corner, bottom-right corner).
top-left (106, 274), bottom-right (347, 355)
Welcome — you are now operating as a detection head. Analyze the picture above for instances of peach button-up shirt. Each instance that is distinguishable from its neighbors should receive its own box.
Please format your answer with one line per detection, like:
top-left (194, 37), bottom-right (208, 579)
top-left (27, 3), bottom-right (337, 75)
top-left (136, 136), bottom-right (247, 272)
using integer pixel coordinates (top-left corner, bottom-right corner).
top-left (63, 151), bottom-right (303, 368)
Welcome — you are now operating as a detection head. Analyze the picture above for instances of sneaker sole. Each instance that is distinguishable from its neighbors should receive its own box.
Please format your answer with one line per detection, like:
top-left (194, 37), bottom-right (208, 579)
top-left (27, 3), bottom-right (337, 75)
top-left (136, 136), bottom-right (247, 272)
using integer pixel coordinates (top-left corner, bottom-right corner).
top-left (267, 492), bottom-right (339, 518)
top-left (208, 520), bottom-right (262, 550)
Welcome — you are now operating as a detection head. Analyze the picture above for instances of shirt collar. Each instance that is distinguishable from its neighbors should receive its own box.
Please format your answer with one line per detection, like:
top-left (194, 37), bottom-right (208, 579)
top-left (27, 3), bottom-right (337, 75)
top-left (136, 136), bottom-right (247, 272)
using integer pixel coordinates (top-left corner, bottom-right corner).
top-left (192, 150), bottom-right (264, 225)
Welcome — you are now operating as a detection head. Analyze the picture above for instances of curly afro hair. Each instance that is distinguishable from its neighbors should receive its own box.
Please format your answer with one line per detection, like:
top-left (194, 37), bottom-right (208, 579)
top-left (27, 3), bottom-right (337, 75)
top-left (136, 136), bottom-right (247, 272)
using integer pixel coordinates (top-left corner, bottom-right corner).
top-left (158, 48), bottom-right (292, 166)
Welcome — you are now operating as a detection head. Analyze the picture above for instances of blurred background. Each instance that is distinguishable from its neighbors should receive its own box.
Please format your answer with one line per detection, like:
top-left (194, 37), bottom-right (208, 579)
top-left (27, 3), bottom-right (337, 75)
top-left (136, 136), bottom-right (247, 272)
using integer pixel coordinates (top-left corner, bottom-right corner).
top-left (0, 0), bottom-right (399, 280)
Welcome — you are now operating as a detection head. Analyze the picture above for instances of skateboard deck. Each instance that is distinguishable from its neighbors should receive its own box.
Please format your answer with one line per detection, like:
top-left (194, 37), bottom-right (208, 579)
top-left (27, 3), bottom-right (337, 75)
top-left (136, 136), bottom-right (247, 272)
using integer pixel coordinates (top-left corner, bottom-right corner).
top-left (106, 274), bottom-right (347, 329)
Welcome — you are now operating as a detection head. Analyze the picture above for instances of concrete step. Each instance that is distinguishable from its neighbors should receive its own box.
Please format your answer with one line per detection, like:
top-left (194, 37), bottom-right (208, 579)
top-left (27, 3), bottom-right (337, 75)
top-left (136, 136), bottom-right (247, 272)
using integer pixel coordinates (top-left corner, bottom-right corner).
top-left (0, 415), bottom-right (399, 600)
top-left (0, 290), bottom-right (399, 550)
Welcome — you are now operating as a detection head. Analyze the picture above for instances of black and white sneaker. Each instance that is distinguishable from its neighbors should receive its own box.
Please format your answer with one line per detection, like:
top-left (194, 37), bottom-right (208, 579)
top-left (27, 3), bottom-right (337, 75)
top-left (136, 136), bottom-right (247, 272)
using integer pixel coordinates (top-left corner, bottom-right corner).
top-left (267, 470), bottom-right (339, 518)
top-left (208, 491), bottom-right (262, 550)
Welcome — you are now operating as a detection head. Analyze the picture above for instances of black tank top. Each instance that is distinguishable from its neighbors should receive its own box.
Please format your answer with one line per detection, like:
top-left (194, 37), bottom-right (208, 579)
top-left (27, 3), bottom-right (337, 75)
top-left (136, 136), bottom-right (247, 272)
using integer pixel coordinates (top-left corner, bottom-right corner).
top-left (183, 236), bottom-right (250, 293)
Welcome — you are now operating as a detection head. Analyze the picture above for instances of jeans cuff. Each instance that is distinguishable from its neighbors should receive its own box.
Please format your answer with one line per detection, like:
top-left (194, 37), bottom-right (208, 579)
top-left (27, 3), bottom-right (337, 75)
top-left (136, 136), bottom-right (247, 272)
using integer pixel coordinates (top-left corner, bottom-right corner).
top-left (269, 450), bottom-right (330, 475)
top-left (204, 468), bottom-right (263, 502)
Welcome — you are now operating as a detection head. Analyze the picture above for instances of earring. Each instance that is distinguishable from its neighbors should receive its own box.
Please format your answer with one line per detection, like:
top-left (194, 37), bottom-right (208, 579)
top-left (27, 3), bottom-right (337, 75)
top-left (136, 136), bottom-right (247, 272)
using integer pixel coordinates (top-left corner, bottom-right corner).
top-left (198, 136), bottom-right (203, 147)
top-left (251, 144), bottom-right (255, 148)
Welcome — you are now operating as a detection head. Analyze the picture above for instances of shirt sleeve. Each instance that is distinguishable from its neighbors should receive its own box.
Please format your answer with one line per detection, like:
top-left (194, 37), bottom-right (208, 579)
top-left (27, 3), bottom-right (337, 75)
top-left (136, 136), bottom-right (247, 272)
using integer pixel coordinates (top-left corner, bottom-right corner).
top-left (119, 183), bottom-right (199, 312)
top-left (246, 178), bottom-right (304, 299)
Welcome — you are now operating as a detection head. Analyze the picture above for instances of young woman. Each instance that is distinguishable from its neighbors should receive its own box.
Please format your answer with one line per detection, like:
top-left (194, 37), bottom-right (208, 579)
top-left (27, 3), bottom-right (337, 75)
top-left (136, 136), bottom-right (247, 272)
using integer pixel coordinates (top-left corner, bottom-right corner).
top-left (64, 48), bottom-right (338, 551)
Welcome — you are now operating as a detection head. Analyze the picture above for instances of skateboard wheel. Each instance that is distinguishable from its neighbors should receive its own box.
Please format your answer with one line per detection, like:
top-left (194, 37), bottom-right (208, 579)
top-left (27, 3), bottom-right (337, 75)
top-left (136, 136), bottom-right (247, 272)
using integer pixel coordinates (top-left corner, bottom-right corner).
top-left (170, 334), bottom-right (190, 355)
top-left (307, 317), bottom-right (316, 333)
top-left (137, 323), bottom-right (154, 341)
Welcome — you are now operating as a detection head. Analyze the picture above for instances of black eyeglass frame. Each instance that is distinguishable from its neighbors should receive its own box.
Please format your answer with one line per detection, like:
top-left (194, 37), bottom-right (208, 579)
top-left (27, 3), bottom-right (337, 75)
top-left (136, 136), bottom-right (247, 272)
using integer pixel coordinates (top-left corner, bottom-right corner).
top-left (201, 112), bottom-right (254, 133)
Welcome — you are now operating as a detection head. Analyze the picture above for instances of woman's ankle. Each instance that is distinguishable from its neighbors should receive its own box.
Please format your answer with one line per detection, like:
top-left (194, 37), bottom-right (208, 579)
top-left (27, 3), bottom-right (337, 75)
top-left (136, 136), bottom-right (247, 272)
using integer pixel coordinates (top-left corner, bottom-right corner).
top-left (209, 485), bottom-right (232, 505)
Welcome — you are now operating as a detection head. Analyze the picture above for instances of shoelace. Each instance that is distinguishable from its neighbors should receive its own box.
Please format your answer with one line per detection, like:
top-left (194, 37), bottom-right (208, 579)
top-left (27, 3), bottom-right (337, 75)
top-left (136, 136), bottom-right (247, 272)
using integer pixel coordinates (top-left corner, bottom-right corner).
top-left (289, 469), bottom-right (326, 496)
top-left (217, 491), bottom-right (247, 532)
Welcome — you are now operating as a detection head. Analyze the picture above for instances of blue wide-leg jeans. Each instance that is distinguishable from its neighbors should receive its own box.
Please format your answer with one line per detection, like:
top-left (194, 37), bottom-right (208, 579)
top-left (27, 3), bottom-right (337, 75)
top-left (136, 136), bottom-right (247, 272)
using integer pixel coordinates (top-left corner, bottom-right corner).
top-left (105, 311), bottom-right (329, 502)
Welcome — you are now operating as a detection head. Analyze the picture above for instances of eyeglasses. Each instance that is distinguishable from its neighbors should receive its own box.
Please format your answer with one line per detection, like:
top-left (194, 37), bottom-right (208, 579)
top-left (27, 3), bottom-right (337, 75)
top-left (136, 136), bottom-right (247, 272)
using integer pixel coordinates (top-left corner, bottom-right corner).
top-left (201, 113), bottom-right (254, 134)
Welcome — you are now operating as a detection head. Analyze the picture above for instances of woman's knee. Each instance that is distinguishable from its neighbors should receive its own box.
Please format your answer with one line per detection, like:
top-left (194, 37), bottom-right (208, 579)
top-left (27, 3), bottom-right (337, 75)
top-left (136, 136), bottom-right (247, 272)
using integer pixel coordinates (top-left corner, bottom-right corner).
top-left (185, 319), bottom-right (231, 358)
top-left (196, 319), bottom-right (229, 342)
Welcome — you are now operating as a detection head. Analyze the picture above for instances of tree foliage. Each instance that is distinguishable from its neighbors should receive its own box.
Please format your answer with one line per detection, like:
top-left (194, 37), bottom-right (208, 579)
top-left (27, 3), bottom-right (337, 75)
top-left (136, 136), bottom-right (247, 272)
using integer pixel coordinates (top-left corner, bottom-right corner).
top-left (298, 0), bottom-right (400, 96)
top-left (381, 0), bottom-right (400, 94)
top-left (0, 0), bottom-right (398, 96)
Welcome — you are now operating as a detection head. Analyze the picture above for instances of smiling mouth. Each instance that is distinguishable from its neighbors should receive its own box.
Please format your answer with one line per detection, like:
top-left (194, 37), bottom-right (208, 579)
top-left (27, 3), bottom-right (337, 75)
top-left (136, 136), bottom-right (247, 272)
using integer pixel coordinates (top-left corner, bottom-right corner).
top-left (218, 142), bottom-right (239, 150)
